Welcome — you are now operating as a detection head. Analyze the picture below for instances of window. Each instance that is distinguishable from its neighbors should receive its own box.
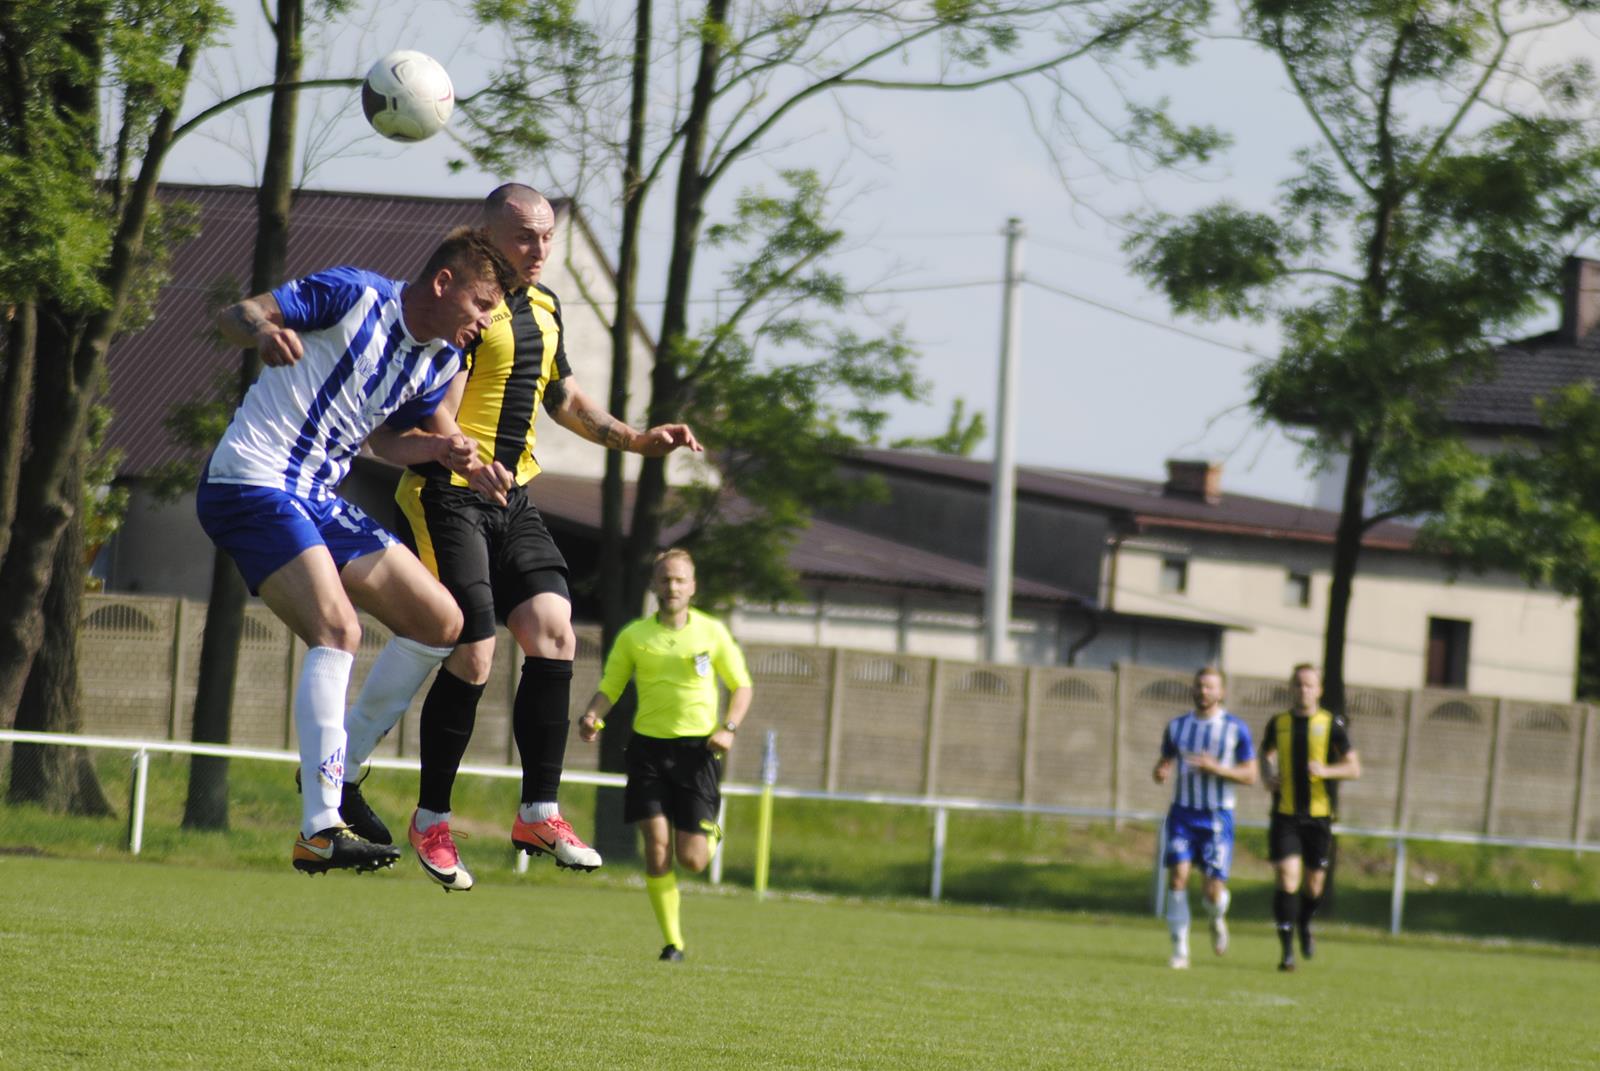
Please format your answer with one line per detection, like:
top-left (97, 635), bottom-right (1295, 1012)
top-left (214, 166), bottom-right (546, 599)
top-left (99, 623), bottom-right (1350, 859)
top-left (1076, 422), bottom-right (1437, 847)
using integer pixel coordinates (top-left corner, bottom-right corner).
top-left (1425, 617), bottom-right (1471, 688)
top-left (1284, 571), bottom-right (1311, 607)
top-left (1159, 557), bottom-right (1188, 595)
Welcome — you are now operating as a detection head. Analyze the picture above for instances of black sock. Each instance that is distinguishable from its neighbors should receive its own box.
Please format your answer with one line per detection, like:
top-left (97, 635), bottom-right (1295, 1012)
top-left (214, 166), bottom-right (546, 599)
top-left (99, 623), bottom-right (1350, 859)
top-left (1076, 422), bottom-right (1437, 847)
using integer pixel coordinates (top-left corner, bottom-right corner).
top-left (1274, 888), bottom-right (1297, 957)
top-left (1298, 892), bottom-right (1322, 929)
top-left (514, 656), bottom-right (574, 804)
top-left (416, 669), bottom-right (485, 814)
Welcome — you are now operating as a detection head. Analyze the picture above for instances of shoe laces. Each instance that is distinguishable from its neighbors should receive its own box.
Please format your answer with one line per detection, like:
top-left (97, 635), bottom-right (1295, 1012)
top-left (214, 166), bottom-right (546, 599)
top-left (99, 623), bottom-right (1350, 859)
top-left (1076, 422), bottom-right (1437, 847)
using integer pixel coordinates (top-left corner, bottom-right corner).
top-left (417, 822), bottom-right (466, 863)
top-left (543, 814), bottom-right (582, 844)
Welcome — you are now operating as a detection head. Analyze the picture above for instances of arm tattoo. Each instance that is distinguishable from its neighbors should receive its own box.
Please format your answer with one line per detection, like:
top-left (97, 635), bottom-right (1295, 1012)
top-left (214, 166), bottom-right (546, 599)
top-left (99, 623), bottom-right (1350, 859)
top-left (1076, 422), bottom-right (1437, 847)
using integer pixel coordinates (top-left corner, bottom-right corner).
top-left (578, 407), bottom-right (633, 450)
top-left (228, 302), bottom-right (270, 338)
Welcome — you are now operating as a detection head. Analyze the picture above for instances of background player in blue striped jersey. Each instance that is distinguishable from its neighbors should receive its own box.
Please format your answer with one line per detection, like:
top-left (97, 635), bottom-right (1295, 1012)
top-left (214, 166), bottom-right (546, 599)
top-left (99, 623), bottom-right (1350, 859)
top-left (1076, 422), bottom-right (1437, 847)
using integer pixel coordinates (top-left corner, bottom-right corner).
top-left (199, 228), bottom-right (517, 875)
top-left (1151, 666), bottom-right (1257, 969)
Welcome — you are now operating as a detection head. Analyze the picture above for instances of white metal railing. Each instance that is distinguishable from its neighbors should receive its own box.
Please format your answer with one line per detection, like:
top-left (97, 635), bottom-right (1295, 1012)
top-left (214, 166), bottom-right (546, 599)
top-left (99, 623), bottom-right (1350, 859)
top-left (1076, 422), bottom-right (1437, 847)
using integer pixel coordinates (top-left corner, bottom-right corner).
top-left (3, 729), bottom-right (1597, 937)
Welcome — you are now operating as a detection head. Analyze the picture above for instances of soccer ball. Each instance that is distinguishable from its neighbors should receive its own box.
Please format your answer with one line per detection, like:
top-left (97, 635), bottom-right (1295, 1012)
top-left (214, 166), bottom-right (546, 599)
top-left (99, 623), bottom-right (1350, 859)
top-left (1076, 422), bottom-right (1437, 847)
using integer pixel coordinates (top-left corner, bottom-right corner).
top-left (362, 50), bottom-right (454, 142)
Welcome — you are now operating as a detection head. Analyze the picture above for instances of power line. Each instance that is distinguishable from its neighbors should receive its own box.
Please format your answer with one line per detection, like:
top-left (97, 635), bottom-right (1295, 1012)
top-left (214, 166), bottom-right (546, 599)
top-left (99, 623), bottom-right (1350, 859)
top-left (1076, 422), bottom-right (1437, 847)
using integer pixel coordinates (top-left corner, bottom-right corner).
top-left (1023, 276), bottom-right (1262, 358)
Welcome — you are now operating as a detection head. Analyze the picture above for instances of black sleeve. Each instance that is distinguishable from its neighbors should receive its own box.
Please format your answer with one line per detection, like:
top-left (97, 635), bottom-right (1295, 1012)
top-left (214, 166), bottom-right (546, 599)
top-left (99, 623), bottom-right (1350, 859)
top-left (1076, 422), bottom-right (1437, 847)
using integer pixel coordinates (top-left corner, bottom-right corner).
top-left (1329, 715), bottom-right (1353, 762)
top-left (1259, 715), bottom-right (1277, 757)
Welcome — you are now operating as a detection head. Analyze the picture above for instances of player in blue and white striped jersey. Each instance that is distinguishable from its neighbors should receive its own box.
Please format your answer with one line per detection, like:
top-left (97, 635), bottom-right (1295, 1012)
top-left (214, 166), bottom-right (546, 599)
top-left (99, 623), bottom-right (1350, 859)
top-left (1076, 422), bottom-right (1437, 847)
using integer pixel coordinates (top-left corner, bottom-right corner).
top-left (1151, 667), bottom-right (1256, 968)
top-left (197, 227), bottom-right (518, 876)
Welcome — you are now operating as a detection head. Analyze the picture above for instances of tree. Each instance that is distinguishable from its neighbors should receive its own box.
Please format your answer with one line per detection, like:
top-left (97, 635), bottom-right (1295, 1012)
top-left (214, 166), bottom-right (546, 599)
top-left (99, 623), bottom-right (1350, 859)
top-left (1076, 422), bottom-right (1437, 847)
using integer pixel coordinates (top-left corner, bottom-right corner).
top-left (0, 3), bottom-right (224, 808)
top-left (464, 0), bottom-right (1217, 642)
top-left (891, 397), bottom-right (988, 457)
top-left (1127, 0), bottom-right (1600, 714)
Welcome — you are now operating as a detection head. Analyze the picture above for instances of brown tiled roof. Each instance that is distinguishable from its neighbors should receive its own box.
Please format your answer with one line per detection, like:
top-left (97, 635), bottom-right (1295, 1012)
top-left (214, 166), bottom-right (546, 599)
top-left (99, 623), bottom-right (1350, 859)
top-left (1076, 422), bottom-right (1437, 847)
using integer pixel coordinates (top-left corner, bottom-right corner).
top-left (846, 447), bottom-right (1420, 551)
top-left (1445, 327), bottom-right (1600, 435)
top-left (106, 183), bottom-right (563, 475)
top-left (525, 471), bottom-right (1089, 605)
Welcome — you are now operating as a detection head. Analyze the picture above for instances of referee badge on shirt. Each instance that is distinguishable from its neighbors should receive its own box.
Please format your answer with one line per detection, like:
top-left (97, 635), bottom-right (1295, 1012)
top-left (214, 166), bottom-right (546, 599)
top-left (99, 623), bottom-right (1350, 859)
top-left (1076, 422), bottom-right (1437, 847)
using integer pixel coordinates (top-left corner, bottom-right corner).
top-left (693, 652), bottom-right (712, 677)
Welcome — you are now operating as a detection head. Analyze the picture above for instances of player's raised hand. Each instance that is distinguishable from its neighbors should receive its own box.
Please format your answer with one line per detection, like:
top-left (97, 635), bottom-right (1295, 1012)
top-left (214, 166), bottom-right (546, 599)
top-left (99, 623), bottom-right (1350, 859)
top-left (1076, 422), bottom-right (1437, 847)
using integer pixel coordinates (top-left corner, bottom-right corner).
top-left (634, 423), bottom-right (702, 457)
top-left (466, 459), bottom-right (514, 506)
top-left (256, 324), bottom-right (305, 367)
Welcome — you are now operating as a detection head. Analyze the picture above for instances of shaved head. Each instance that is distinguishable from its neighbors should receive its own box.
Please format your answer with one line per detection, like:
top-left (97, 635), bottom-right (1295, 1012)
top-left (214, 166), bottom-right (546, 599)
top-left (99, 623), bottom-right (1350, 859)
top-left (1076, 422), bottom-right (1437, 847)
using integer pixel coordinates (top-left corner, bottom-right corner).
top-left (482, 183), bottom-right (555, 287)
top-left (484, 182), bottom-right (548, 221)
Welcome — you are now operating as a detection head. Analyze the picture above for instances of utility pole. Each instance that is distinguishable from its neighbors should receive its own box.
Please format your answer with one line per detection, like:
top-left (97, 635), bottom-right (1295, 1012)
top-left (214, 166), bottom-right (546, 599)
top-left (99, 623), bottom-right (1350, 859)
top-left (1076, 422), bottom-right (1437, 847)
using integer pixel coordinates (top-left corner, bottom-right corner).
top-left (984, 217), bottom-right (1024, 664)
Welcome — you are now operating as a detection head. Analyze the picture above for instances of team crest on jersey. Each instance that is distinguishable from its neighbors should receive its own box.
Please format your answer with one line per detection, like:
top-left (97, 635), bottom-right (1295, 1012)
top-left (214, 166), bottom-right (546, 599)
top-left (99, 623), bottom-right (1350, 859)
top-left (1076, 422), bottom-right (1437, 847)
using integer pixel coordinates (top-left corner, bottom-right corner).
top-left (694, 652), bottom-right (712, 677)
top-left (354, 352), bottom-right (380, 380)
top-left (318, 747), bottom-right (345, 790)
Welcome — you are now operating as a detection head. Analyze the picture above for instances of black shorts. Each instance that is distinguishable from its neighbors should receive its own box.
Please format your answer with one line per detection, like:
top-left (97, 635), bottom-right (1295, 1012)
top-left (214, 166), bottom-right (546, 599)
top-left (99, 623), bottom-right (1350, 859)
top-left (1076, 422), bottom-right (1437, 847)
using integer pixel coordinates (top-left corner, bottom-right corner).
top-left (623, 733), bottom-right (722, 832)
top-left (1268, 813), bottom-right (1334, 870)
top-left (394, 474), bottom-right (569, 644)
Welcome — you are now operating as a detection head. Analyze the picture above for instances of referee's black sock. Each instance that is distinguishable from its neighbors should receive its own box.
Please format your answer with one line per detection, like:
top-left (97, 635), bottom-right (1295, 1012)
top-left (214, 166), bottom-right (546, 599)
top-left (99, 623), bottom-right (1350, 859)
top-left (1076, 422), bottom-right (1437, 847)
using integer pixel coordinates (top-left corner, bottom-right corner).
top-left (417, 669), bottom-right (485, 814)
top-left (1273, 888), bottom-right (1297, 959)
top-left (514, 656), bottom-right (574, 804)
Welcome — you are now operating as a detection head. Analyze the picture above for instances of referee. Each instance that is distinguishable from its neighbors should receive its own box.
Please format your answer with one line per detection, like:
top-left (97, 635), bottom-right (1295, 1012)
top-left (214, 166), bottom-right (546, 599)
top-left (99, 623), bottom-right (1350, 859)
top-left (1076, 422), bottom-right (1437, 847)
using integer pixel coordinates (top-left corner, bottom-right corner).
top-left (1258, 663), bottom-right (1361, 972)
top-left (579, 549), bottom-right (753, 961)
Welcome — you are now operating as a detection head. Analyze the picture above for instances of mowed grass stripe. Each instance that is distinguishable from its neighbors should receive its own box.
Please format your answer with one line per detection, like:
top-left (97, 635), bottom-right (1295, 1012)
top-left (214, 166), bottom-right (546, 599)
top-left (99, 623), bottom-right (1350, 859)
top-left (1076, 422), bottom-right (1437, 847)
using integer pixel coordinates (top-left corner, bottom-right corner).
top-left (4, 858), bottom-right (1598, 1070)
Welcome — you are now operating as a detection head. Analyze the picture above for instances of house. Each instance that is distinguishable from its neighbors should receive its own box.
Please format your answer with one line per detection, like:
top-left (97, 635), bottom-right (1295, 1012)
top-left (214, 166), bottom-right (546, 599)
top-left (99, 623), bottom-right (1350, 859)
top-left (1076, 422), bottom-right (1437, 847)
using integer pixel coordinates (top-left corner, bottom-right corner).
top-left (802, 448), bottom-right (1578, 700)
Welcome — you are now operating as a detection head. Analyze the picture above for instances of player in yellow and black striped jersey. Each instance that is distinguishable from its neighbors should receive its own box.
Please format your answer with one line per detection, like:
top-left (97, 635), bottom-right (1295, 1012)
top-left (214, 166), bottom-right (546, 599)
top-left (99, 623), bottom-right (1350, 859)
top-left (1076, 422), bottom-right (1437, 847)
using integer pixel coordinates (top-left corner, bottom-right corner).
top-left (1258, 663), bottom-right (1362, 972)
top-left (349, 184), bottom-right (702, 890)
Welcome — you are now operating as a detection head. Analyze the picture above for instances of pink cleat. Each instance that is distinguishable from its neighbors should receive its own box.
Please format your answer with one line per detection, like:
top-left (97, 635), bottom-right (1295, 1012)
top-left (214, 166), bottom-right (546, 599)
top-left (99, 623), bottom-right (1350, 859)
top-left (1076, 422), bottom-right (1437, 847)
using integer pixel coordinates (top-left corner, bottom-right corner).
top-left (408, 811), bottom-right (474, 892)
top-left (511, 813), bottom-right (602, 871)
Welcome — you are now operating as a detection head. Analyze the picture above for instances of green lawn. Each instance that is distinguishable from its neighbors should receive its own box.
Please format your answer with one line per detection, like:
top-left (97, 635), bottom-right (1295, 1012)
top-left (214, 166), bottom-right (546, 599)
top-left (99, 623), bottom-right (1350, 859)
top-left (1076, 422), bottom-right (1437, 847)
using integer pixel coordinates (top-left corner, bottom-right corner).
top-left (3, 752), bottom-right (1598, 947)
top-left (2, 856), bottom-right (1597, 1070)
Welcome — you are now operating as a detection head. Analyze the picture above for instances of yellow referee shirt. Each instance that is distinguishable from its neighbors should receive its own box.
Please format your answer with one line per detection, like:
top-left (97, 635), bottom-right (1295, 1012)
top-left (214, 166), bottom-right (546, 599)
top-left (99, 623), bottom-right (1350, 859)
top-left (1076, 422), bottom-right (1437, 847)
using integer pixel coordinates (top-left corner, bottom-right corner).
top-left (598, 609), bottom-right (752, 739)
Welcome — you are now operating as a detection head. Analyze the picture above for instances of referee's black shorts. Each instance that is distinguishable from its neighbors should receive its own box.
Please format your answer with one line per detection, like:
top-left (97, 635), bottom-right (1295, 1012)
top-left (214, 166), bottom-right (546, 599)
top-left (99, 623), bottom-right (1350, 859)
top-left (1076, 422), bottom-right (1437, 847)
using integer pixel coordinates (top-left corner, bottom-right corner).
top-left (1268, 812), bottom-right (1334, 870)
top-left (623, 733), bottom-right (722, 832)
top-left (394, 472), bottom-right (569, 644)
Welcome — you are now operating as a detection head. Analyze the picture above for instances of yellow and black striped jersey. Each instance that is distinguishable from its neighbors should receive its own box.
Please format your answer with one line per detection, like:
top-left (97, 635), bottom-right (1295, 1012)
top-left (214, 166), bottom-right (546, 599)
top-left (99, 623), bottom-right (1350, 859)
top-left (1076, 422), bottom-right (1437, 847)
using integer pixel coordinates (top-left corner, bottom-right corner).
top-left (410, 283), bottom-right (571, 487)
top-left (1261, 709), bottom-right (1352, 818)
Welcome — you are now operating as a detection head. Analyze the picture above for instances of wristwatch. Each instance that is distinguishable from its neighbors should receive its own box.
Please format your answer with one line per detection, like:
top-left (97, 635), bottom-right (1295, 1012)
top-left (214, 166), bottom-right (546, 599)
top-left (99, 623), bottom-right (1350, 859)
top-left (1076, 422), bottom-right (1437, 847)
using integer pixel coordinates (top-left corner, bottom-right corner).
top-left (723, 720), bottom-right (738, 734)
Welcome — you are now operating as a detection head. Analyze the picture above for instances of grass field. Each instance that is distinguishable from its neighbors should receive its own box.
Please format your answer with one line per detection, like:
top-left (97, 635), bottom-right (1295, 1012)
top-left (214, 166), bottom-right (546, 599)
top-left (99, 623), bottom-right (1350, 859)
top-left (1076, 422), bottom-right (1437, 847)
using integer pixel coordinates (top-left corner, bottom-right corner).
top-left (3, 856), bottom-right (1598, 1070)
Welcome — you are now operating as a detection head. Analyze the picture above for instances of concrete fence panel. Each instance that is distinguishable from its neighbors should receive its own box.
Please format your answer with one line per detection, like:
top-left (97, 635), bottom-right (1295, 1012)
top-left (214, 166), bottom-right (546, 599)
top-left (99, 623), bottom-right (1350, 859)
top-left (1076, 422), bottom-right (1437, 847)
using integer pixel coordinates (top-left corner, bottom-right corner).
top-left (1026, 668), bottom-right (1116, 810)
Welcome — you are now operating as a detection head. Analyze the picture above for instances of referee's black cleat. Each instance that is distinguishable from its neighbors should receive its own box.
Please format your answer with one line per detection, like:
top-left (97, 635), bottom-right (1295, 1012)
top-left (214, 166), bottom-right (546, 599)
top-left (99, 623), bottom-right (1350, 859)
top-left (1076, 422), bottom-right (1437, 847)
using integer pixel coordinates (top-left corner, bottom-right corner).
top-left (294, 768), bottom-right (393, 845)
top-left (659, 944), bottom-right (685, 963)
top-left (1277, 955), bottom-right (1297, 973)
top-left (1298, 924), bottom-right (1316, 961)
top-left (292, 825), bottom-right (401, 875)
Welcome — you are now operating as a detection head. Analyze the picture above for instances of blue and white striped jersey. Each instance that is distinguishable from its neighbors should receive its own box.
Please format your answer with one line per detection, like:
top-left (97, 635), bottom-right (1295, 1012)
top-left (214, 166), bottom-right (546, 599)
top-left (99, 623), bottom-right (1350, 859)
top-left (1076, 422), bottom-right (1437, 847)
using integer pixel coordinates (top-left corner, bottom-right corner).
top-left (1160, 709), bottom-right (1254, 811)
top-left (205, 267), bottom-right (462, 501)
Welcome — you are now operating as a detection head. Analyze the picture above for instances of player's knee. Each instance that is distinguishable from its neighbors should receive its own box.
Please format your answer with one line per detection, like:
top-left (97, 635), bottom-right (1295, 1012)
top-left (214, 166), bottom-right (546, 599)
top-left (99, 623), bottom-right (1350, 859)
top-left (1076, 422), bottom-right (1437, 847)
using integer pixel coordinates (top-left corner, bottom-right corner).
top-left (317, 612), bottom-right (362, 653)
top-left (450, 638), bottom-right (495, 684)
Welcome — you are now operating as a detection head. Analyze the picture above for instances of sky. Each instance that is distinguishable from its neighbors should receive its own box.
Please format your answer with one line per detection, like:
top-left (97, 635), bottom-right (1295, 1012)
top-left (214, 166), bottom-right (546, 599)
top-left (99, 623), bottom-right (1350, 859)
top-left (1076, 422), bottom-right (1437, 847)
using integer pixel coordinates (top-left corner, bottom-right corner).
top-left (157, 2), bottom-right (1592, 509)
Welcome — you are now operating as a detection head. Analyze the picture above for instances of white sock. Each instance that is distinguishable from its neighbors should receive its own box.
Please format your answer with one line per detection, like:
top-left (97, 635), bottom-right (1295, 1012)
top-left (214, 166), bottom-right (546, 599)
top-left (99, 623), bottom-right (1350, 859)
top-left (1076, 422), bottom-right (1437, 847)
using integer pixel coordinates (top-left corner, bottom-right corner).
top-left (519, 801), bottom-right (559, 823)
top-left (1166, 891), bottom-right (1191, 957)
top-left (414, 807), bottom-right (450, 832)
top-left (296, 647), bottom-right (355, 838)
top-left (344, 636), bottom-right (454, 769)
top-left (1207, 888), bottom-right (1231, 919)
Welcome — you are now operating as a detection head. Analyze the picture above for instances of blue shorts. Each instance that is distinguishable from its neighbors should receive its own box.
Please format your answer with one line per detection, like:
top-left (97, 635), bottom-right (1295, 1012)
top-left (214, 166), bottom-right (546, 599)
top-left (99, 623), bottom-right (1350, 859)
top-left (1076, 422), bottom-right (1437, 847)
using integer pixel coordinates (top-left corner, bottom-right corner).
top-left (196, 482), bottom-right (397, 594)
top-left (1163, 805), bottom-right (1235, 880)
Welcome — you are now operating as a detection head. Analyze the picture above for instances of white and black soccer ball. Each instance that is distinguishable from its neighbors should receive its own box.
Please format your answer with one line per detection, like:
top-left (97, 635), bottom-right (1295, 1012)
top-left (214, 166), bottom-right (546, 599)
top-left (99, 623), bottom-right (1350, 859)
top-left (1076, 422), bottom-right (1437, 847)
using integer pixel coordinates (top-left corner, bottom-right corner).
top-left (362, 50), bottom-right (454, 142)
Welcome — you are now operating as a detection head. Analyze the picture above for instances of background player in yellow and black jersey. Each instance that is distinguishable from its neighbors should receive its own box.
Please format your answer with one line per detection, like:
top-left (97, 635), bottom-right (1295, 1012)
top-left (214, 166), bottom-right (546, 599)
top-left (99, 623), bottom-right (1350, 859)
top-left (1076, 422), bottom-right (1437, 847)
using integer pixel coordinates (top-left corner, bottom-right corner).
top-left (347, 184), bottom-right (701, 890)
top-left (1258, 663), bottom-right (1362, 971)
top-left (579, 550), bottom-right (753, 961)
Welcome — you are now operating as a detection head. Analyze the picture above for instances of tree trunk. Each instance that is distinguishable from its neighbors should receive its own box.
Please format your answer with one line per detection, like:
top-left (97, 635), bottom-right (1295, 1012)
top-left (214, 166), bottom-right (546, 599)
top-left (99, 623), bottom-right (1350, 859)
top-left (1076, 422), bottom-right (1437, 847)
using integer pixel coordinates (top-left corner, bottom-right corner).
top-left (619, 0), bottom-right (727, 618)
top-left (1321, 436), bottom-right (1372, 718)
top-left (7, 454), bottom-right (113, 816)
top-left (183, 0), bottom-right (301, 830)
top-left (0, 302), bottom-right (37, 562)
top-left (593, 0), bottom-right (655, 862)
